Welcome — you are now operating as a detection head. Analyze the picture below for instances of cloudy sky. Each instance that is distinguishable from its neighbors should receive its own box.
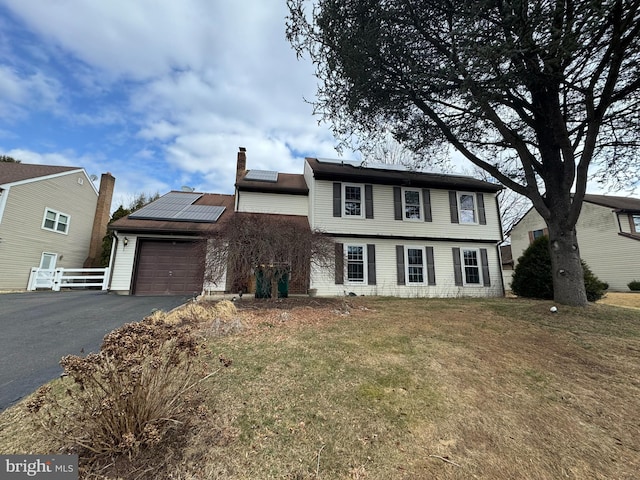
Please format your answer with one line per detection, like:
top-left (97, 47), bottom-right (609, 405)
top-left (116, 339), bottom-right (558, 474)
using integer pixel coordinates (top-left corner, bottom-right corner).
top-left (0, 0), bottom-right (363, 208)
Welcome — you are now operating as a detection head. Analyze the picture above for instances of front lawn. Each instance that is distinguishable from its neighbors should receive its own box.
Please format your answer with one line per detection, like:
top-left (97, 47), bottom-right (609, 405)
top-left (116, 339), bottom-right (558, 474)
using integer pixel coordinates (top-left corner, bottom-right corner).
top-left (1, 297), bottom-right (639, 479)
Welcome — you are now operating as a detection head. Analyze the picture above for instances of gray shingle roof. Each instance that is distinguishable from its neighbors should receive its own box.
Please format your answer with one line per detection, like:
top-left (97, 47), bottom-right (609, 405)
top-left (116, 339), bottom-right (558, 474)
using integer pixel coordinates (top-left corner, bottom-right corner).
top-left (0, 162), bottom-right (80, 185)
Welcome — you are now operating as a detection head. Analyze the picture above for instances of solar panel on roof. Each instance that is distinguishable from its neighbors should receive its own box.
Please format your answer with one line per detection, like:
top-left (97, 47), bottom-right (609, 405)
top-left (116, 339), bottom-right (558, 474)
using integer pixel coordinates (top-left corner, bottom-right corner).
top-left (173, 205), bottom-right (226, 222)
top-left (129, 192), bottom-right (226, 223)
top-left (244, 170), bottom-right (279, 182)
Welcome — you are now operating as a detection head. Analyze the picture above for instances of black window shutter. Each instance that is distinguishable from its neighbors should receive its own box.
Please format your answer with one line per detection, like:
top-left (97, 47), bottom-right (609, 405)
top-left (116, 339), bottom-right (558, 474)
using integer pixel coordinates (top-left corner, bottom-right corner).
top-left (367, 244), bottom-right (376, 285)
top-left (396, 245), bottom-right (405, 285)
top-left (480, 248), bottom-right (491, 286)
top-left (477, 193), bottom-right (486, 225)
top-left (449, 191), bottom-right (459, 224)
top-left (365, 185), bottom-right (374, 219)
top-left (452, 247), bottom-right (463, 286)
top-left (426, 246), bottom-right (436, 285)
top-left (393, 187), bottom-right (402, 220)
top-left (333, 183), bottom-right (341, 217)
top-left (423, 189), bottom-right (432, 222)
top-left (335, 243), bottom-right (344, 284)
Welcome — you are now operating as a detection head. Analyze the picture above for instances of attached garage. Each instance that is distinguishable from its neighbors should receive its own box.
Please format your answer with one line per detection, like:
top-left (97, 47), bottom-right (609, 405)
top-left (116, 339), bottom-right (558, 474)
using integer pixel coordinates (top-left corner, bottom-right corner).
top-left (133, 240), bottom-right (205, 295)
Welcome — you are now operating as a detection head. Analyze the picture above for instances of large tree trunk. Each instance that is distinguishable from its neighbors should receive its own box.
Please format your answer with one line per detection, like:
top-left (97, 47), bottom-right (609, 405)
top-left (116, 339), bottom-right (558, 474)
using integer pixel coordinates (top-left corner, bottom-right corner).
top-left (546, 219), bottom-right (588, 306)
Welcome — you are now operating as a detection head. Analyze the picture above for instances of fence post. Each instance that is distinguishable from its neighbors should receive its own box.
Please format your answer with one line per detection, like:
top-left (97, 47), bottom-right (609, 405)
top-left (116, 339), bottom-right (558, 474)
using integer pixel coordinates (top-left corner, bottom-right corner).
top-left (53, 268), bottom-right (63, 291)
top-left (27, 267), bottom-right (38, 291)
top-left (102, 267), bottom-right (110, 290)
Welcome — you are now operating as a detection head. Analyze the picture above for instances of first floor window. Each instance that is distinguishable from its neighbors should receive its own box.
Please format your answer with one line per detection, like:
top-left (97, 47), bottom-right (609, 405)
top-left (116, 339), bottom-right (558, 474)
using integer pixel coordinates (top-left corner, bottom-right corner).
top-left (462, 249), bottom-right (481, 284)
top-left (406, 247), bottom-right (425, 283)
top-left (42, 208), bottom-right (70, 234)
top-left (346, 245), bottom-right (365, 283)
top-left (532, 229), bottom-right (545, 240)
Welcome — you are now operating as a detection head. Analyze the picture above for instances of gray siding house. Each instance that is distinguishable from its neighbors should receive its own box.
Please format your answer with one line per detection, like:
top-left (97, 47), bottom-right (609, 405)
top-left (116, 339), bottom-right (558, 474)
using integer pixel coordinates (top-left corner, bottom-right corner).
top-left (0, 163), bottom-right (114, 291)
top-left (509, 194), bottom-right (640, 292)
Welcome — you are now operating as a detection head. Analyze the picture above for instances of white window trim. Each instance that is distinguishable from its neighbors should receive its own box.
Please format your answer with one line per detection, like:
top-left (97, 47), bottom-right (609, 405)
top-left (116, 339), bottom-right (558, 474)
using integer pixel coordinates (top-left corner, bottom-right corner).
top-left (0, 187), bottom-right (7, 224)
top-left (405, 245), bottom-right (426, 285)
top-left (342, 183), bottom-right (365, 219)
top-left (345, 243), bottom-right (367, 284)
top-left (461, 248), bottom-right (482, 286)
top-left (402, 188), bottom-right (422, 221)
top-left (42, 208), bottom-right (70, 235)
top-left (632, 214), bottom-right (640, 233)
top-left (457, 192), bottom-right (478, 225)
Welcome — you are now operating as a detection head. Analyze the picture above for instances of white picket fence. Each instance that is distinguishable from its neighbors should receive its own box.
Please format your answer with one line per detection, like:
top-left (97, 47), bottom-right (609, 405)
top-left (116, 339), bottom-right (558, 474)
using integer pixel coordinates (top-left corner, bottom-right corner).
top-left (27, 267), bottom-right (110, 291)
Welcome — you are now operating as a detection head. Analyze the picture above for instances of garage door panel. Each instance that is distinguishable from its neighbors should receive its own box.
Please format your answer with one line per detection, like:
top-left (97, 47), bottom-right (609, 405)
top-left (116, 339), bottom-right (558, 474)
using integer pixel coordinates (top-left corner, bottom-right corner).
top-left (134, 240), bottom-right (205, 295)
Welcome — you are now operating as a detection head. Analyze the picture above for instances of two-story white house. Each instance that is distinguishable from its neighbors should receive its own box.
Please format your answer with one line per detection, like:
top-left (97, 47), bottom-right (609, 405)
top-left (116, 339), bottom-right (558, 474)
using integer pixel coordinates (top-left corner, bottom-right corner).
top-left (108, 148), bottom-right (505, 297)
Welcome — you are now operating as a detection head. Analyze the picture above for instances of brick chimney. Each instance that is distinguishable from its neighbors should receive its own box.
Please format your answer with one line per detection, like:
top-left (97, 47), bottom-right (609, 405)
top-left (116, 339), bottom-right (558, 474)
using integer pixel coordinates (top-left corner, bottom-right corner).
top-left (236, 147), bottom-right (247, 184)
top-left (84, 172), bottom-right (116, 268)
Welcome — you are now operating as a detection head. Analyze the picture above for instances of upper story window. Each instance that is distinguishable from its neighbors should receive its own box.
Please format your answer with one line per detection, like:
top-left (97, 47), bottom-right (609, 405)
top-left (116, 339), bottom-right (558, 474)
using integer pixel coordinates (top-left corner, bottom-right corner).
top-left (632, 215), bottom-right (640, 233)
top-left (42, 208), bottom-right (70, 234)
top-left (403, 189), bottom-right (422, 220)
top-left (458, 193), bottom-right (477, 224)
top-left (343, 184), bottom-right (363, 218)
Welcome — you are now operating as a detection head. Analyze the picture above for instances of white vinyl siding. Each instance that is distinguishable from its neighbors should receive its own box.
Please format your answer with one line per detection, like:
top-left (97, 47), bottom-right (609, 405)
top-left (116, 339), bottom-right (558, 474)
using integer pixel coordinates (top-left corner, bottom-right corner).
top-left (237, 191), bottom-right (308, 216)
top-left (310, 180), bottom-right (501, 240)
top-left (311, 238), bottom-right (503, 298)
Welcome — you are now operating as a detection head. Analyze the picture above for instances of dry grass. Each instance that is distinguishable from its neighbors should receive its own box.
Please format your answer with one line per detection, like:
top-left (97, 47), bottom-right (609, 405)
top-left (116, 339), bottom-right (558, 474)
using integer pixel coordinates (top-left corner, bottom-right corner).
top-left (597, 292), bottom-right (640, 310)
top-left (1, 297), bottom-right (639, 479)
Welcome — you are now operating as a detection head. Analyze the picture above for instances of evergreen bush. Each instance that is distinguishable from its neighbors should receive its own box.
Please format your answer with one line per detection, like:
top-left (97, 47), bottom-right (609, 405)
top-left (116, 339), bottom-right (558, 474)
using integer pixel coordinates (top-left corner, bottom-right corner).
top-left (511, 236), bottom-right (607, 302)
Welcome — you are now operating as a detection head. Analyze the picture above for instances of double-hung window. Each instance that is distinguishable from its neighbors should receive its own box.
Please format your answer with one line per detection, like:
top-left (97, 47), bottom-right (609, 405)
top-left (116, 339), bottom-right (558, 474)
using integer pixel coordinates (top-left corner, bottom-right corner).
top-left (343, 184), bottom-right (363, 218)
top-left (458, 193), bottom-right (477, 224)
top-left (632, 215), bottom-right (640, 233)
top-left (406, 247), bottom-right (425, 284)
top-left (403, 189), bottom-right (422, 220)
top-left (42, 208), bottom-right (70, 234)
top-left (346, 245), bottom-right (366, 283)
top-left (462, 248), bottom-right (481, 285)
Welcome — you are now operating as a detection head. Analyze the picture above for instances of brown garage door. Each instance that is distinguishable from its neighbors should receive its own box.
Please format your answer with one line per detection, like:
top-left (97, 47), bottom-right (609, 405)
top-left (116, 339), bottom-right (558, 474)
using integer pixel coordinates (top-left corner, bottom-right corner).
top-left (134, 240), bottom-right (205, 295)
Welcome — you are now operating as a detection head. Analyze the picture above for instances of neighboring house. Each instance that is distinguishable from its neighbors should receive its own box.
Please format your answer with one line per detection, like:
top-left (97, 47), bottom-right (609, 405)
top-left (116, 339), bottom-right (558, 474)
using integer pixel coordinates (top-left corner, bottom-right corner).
top-left (109, 148), bottom-right (505, 298)
top-left (509, 194), bottom-right (640, 291)
top-left (0, 163), bottom-right (115, 291)
top-left (500, 244), bottom-right (514, 290)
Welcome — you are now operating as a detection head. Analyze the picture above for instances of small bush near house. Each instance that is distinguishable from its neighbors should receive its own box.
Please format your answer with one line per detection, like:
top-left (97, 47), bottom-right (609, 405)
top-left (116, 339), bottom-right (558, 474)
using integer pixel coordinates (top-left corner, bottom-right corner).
top-left (26, 315), bottom-right (222, 471)
top-left (511, 236), bottom-right (607, 301)
top-left (628, 280), bottom-right (640, 291)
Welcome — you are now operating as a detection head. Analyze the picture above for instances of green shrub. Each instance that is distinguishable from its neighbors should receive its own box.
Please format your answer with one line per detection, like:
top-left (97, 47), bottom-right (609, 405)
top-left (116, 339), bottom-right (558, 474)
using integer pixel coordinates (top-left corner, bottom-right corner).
top-left (628, 280), bottom-right (640, 291)
top-left (511, 236), bottom-right (553, 300)
top-left (511, 236), bottom-right (607, 301)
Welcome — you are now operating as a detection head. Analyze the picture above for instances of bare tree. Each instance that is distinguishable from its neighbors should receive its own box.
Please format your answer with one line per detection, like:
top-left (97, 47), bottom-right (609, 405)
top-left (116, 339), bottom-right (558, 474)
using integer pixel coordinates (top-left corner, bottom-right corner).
top-left (287, 0), bottom-right (640, 306)
top-left (204, 214), bottom-right (335, 298)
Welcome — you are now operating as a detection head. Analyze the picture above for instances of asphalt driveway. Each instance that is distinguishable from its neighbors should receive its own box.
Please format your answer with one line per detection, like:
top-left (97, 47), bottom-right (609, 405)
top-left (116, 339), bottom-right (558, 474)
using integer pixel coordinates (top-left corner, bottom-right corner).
top-left (0, 290), bottom-right (190, 411)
